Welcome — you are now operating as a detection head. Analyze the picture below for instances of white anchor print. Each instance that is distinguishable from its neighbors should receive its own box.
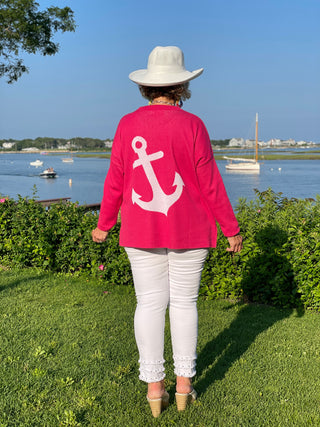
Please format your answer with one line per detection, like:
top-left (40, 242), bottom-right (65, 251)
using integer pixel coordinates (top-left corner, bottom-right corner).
top-left (131, 136), bottom-right (184, 215)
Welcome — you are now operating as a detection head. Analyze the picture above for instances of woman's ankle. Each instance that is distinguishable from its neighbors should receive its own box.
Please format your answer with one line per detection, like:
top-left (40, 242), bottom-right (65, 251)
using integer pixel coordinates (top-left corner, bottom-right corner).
top-left (176, 376), bottom-right (192, 394)
top-left (147, 380), bottom-right (165, 399)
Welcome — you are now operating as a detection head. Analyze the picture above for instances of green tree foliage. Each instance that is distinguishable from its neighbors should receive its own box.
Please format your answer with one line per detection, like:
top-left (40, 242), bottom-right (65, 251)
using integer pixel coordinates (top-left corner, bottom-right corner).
top-left (211, 139), bottom-right (230, 147)
top-left (0, 0), bottom-right (75, 83)
top-left (0, 136), bottom-right (111, 151)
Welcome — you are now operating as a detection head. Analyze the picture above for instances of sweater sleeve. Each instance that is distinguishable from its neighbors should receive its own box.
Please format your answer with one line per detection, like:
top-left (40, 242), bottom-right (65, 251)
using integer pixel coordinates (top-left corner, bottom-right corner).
top-left (195, 122), bottom-right (240, 237)
top-left (97, 124), bottom-right (124, 231)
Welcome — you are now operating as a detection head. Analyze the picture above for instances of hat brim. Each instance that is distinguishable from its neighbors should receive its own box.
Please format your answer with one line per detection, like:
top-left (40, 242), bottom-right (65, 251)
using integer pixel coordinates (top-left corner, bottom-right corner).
top-left (129, 68), bottom-right (203, 87)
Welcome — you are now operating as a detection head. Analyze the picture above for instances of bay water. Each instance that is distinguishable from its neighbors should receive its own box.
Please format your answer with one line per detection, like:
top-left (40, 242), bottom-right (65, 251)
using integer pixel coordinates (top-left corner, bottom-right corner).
top-left (0, 153), bottom-right (319, 208)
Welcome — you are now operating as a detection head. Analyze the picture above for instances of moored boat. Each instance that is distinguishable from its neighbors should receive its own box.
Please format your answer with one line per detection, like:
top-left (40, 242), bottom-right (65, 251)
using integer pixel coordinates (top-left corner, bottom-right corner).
top-left (224, 157), bottom-right (260, 171)
top-left (224, 113), bottom-right (260, 172)
top-left (62, 150), bottom-right (74, 163)
top-left (39, 167), bottom-right (57, 178)
top-left (30, 159), bottom-right (43, 167)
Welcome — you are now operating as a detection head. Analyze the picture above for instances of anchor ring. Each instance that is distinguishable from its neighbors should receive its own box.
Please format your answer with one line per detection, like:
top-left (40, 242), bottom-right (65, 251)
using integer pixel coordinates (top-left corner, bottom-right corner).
top-left (132, 136), bottom-right (147, 153)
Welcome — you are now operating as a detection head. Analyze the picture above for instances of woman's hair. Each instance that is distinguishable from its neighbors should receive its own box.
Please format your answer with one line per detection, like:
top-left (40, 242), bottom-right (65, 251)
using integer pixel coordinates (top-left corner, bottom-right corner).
top-left (139, 82), bottom-right (191, 103)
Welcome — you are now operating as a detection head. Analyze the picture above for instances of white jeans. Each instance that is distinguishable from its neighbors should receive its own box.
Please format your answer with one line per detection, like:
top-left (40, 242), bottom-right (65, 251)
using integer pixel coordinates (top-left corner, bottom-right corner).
top-left (125, 247), bottom-right (209, 383)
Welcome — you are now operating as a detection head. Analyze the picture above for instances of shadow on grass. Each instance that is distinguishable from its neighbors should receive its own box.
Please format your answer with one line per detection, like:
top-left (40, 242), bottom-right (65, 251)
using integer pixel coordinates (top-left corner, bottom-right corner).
top-left (196, 224), bottom-right (305, 395)
top-left (196, 303), bottom-right (292, 395)
top-left (0, 269), bottom-right (49, 292)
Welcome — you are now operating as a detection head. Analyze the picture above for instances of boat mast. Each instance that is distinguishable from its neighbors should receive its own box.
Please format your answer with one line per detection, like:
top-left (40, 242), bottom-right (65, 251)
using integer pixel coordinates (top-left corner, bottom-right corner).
top-left (255, 113), bottom-right (258, 163)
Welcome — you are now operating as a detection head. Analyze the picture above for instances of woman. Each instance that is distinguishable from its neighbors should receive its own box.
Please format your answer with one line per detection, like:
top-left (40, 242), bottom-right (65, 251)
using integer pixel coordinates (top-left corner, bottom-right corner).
top-left (92, 46), bottom-right (242, 417)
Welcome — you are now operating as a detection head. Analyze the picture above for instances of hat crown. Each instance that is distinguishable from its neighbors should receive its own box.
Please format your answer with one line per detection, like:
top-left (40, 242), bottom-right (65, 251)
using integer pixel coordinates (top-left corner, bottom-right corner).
top-left (129, 45), bottom-right (203, 87)
top-left (147, 46), bottom-right (186, 73)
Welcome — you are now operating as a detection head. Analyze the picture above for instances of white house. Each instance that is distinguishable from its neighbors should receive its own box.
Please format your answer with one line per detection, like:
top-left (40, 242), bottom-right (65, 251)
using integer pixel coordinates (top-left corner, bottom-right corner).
top-left (104, 140), bottom-right (113, 148)
top-left (281, 139), bottom-right (296, 146)
top-left (2, 142), bottom-right (15, 149)
top-left (228, 138), bottom-right (244, 147)
top-left (267, 139), bottom-right (283, 147)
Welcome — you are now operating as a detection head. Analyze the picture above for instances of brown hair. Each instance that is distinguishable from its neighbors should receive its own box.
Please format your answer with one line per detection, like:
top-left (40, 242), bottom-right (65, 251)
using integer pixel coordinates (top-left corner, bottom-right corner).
top-left (139, 83), bottom-right (191, 103)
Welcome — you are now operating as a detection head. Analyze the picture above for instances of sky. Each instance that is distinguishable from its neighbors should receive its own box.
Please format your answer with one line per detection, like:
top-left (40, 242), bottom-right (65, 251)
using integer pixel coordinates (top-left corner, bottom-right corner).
top-left (1, 0), bottom-right (319, 142)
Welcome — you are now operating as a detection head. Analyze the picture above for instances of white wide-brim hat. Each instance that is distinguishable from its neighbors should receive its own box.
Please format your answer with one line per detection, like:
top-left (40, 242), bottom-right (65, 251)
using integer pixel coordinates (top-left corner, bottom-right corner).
top-left (129, 46), bottom-right (203, 87)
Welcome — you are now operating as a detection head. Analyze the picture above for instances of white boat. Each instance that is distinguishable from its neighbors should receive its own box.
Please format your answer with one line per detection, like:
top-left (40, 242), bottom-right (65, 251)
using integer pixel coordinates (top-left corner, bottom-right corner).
top-left (224, 113), bottom-right (260, 172)
top-left (30, 159), bottom-right (43, 167)
top-left (224, 157), bottom-right (260, 171)
top-left (62, 150), bottom-right (74, 163)
top-left (39, 167), bottom-right (57, 178)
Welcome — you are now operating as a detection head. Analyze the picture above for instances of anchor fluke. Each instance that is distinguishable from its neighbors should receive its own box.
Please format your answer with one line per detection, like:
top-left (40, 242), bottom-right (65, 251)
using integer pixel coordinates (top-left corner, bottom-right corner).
top-left (132, 189), bottom-right (142, 205)
top-left (131, 172), bottom-right (184, 216)
top-left (172, 172), bottom-right (184, 191)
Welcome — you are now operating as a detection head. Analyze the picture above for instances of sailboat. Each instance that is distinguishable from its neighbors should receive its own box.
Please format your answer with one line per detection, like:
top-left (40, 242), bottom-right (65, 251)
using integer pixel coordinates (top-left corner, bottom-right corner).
top-left (62, 150), bottom-right (74, 163)
top-left (224, 113), bottom-right (260, 172)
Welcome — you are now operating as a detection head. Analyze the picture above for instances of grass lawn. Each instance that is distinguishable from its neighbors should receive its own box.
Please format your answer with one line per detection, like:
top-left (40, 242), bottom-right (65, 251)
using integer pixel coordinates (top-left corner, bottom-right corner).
top-left (0, 268), bottom-right (320, 426)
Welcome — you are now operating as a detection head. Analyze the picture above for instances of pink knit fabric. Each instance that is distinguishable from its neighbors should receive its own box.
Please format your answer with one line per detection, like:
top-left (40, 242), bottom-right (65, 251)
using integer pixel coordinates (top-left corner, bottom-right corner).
top-left (97, 105), bottom-right (239, 249)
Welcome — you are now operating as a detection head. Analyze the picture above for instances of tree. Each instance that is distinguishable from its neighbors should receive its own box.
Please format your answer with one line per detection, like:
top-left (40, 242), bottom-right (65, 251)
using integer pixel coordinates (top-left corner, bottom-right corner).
top-left (0, 0), bottom-right (75, 83)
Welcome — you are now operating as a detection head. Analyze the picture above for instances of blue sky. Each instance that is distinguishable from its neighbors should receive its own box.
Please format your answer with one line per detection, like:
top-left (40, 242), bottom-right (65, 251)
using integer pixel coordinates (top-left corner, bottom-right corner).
top-left (1, 0), bottom-right (319, 142)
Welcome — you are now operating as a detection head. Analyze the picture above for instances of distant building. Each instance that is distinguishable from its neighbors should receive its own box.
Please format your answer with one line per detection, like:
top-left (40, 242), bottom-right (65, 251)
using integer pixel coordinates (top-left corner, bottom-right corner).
top-left (229, 138), bottom-right (264, 148)
top-left (266, 138), bottom-right (295, 146)
top-left (281, 139), bottom-right (295, 146)
top-left (228, 138), bottom-right (244, 147)
top-left (104, 140), bottom-right (113, 148)
top-left (267, 138), bottom-right (282, 146)
top-left (245, 139), bottom-right (256, 147)
top-left (2, 142), bottom-right (15, 149)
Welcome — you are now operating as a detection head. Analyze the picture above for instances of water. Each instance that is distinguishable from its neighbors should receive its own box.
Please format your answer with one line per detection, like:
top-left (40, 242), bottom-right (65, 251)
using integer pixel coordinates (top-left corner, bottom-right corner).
top-left (1, 153), bottom-right (319, 207)
top-left (222, 160), bottom-right (320, 206)
top-left (0, 153), bottom-right (108, 205)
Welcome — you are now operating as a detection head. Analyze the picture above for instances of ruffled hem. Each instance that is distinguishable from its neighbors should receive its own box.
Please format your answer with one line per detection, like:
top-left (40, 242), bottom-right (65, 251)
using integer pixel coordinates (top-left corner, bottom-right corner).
top-left (173, 355), bottom-right (196, 378)
top-left (138, 359), bottom-right (166, 383)
top-left (139, 372), bottom-right (166, 383)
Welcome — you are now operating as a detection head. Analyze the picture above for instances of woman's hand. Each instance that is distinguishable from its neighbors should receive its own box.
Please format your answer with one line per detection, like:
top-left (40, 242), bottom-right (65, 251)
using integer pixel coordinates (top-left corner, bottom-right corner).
top-left (91, 227), bottom-right (108, 243)
top-left (226, 234), bottom-right (243, 253)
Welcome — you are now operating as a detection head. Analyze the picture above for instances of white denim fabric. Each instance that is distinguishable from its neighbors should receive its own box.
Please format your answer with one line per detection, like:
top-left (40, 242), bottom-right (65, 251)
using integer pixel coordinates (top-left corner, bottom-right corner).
top-left (125, 247), bottom-right (209, 383)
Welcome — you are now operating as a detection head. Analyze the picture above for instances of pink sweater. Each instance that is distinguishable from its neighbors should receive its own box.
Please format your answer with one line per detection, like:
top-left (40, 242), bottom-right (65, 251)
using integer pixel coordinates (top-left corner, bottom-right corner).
top-left (97, 105), bottom-right (240, 248)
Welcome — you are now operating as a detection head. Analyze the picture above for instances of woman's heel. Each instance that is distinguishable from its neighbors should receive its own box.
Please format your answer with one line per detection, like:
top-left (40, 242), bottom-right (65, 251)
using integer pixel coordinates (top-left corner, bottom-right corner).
top-left (175, 388), bottom-right (197, 411)
top-left (147, 397), bottom-right (162, 418)
top-left (147, 391), bottom-right (169, 418)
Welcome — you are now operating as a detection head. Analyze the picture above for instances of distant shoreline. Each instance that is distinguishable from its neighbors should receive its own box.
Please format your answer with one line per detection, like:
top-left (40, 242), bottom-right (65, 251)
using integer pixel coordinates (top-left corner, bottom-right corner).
top-left (2, 150), bottom-right (320, 160)
top-left (0, 150), bottom-right (111, 158)
top-left (215, 153), bottom-right (320, 161)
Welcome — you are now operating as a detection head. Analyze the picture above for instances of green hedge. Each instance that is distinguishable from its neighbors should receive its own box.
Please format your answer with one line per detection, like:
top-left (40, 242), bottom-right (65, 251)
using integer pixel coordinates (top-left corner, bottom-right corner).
top-left (0, 196), bottom-right (132, 287)
top-left (1, 189), bottom-right (320, 310)
top-left (201, 189), bottom-right (320, 310)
